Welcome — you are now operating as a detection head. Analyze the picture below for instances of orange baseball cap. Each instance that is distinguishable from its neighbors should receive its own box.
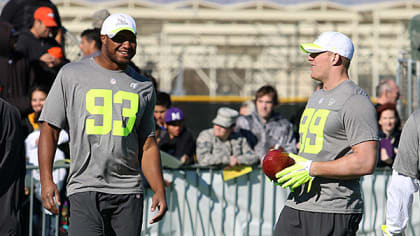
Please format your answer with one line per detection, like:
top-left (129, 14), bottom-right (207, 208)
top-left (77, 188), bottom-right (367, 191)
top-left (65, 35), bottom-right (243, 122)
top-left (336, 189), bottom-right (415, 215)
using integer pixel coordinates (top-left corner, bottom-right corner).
top-left (34, 7), bottom-right (57, 27)
top-left (48, 47), bottom-right (63, 59)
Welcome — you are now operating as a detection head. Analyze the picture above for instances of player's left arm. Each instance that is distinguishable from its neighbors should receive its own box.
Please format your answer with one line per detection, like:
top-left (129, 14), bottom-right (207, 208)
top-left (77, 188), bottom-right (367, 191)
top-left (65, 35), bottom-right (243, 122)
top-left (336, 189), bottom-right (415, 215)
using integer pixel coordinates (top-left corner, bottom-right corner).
top-left (39, 122), bottom-right (61, 214)
top-left (309, 140), bottom-right (377, 179)
top-left (140, 136), bottom-right (168, 224)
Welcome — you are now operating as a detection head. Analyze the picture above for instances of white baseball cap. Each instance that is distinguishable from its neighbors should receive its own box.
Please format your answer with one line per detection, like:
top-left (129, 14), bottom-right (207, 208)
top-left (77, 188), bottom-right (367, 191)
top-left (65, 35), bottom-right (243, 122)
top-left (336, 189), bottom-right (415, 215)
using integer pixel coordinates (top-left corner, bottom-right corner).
top-left (300, 31), bottom-right (354, 60)
top-left (100, 13), bottom-right (137, 38)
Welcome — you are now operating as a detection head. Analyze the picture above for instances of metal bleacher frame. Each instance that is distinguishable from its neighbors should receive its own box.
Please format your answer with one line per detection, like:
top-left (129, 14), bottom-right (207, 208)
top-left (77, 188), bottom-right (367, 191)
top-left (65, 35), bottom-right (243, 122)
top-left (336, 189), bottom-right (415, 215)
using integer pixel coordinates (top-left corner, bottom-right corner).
top-left (9, 0), bottom-right (417, 100)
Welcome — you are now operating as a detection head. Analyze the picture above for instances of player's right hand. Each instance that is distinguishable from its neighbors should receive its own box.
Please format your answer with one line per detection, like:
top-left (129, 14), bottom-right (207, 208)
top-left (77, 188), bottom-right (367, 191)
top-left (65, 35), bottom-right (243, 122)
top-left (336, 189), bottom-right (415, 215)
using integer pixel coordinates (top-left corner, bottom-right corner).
top-left (149, 190), bottom-right (168, 224)
top-left (40, 181), bottom-right (61, 215)
top-left (275, 153), bottom-right (313, 192)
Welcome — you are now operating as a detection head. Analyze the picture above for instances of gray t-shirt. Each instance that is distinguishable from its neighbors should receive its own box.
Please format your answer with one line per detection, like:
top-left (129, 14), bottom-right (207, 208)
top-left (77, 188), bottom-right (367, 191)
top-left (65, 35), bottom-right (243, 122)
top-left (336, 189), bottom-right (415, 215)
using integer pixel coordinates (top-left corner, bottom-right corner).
top-left (39, 58), bottom-right (156, 196)
top-left (286, 80), bottom-right (379, 214)
top-left (393, 110), bottom-right (420, 179)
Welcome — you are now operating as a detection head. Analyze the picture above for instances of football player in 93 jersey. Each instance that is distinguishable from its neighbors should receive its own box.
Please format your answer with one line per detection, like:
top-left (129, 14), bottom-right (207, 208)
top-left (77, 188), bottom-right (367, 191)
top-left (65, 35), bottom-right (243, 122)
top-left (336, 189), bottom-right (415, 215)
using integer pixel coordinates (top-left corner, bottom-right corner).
top-left (273, 32), bottom-right (379, 235)
top-left (38, 13), bottom-right (167, 235)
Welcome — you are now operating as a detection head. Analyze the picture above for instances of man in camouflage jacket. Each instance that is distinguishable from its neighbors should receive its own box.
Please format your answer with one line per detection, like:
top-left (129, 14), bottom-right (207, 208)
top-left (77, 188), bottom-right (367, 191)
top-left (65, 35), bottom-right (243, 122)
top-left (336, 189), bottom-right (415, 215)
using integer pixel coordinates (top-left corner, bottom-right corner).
top-left (196, 107), bottom-right (259, 166)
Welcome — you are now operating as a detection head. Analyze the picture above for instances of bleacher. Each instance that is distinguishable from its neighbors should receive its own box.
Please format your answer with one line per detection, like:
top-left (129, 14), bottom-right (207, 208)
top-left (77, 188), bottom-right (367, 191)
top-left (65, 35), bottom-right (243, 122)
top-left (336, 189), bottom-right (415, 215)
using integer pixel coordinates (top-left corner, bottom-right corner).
top-left (1, 0), bottom-right (415, 98)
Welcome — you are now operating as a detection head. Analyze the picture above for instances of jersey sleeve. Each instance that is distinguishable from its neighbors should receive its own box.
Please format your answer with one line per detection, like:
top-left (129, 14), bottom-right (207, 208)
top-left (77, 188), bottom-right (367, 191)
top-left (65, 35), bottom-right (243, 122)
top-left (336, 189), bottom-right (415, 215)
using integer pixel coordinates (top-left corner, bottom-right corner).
top-left (39, 68), bottom-right (67, 129)
top-left (137, 85), bottom-right (156, 138)
top-left (393, 111), bottom-right (420, 179)
top-left (342, 94), bottom-right (379, 146)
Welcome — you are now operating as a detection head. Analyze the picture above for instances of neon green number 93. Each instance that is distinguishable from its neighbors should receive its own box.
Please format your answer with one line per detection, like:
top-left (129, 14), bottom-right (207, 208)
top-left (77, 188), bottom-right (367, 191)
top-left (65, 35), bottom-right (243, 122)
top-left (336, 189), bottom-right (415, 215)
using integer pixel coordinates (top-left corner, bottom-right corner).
top-left (85, 89), bottom-right (139, 136)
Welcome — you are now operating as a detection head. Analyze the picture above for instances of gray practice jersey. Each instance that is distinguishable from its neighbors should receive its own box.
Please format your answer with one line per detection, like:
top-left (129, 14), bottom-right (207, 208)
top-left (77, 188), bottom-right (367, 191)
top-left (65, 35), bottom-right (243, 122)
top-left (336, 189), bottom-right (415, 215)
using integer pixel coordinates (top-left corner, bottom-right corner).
top-left (39, 58), bottom-right (156, 196)
top-left (286, 80), bottom-right (378, 214)
top-left (393, 110), bottom-right (420, 179)
top-left (196, 128), bottom-right (259, 166)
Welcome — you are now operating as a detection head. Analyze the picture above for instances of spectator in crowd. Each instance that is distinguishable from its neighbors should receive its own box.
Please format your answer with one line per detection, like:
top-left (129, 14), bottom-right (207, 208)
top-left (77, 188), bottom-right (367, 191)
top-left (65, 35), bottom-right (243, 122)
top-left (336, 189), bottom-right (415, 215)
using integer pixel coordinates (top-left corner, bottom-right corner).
top-left (376, 79), bottom-right (400, 107)
top-left (15, 6), bottom-right (68, 89)
top-left (159, 107), bottom-right (195, 165)
top-left (0, 21), bottom-right (35, 116)
top-left (376, 103), bottom-right (401, 168)
top-left (22, 86), bottom-right (48, 137)
top-left (79, 28), bottom-right (101, 59)
top-left (25, 106), bottom-right (68, 236)
top-left (235, 85), bottom-right (297, 159)
top-left (0, 0), bottom-right (63, 44)
top-left (154, 91), bottom-right (171, 131)
top-left (0, 97), bottom-right (26, 236)
top-left (91, 9), bottom-right (110, 29)
top-left (239, 100), bottom-right (255, 116)
top-left (196, 107), bottom-right (259, 166)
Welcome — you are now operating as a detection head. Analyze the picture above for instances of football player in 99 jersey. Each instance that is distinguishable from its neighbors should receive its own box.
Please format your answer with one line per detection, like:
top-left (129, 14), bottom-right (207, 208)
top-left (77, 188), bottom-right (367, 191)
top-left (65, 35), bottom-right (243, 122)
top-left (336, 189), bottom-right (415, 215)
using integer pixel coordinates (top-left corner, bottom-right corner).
top-left (273, 32), bottom-right (379, 235)
top-left (38, 13), bottom-right (167, 235)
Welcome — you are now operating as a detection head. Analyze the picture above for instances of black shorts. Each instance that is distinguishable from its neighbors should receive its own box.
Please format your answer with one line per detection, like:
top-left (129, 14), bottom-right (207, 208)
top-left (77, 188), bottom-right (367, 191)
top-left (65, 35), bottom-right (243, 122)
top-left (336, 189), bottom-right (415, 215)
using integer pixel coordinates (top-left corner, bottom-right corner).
top-left (274, 206), bottom-right (362, 236)
top-left (68, 191), bottom-right (144, 236)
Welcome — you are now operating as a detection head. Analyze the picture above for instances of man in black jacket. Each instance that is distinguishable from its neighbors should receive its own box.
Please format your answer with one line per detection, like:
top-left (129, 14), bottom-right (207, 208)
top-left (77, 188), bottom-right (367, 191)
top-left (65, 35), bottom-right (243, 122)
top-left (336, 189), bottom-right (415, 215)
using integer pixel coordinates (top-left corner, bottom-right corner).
top-left (0, 21), bottom-right (34, 115)
top-left (15, 6), bottom-right (68, 89)
top-left (0, 97), bottom-right (26, 236)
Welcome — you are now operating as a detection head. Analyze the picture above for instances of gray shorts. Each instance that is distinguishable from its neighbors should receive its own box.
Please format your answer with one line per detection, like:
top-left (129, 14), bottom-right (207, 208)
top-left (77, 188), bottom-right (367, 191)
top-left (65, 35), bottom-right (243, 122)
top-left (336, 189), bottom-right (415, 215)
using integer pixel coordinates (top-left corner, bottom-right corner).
top-left (274, 206), bottom-right (362, 236)
top-left (68, 191), bottom-right (144, 236)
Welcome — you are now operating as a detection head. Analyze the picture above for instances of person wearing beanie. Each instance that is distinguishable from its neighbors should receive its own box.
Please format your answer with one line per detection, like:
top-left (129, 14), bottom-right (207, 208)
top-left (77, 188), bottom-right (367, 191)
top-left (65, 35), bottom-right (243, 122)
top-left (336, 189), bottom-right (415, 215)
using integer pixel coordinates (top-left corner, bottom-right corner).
top-left (196, 107), bottom-right (258, 166)
top-left (158, 107), bottom-right (195, 165)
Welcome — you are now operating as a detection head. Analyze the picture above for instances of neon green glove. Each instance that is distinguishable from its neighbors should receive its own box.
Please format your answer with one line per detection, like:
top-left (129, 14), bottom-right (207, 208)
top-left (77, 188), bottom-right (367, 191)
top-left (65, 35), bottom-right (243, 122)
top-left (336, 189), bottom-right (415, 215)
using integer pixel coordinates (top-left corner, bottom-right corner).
top-left (266, 177), bottom-right (281, 186)
top-left (381, 225), bottom-right (404, 236)
top-left (275, 153), bottom-right (313, 192)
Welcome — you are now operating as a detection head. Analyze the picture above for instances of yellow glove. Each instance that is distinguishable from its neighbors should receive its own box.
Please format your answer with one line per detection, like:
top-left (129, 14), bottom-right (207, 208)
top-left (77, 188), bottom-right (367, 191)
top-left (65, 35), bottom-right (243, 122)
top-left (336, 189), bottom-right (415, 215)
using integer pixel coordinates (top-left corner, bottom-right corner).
top-left (275, 153), bottom-right (313, 192)
top-left (381, 225), bottom-right (404, 236)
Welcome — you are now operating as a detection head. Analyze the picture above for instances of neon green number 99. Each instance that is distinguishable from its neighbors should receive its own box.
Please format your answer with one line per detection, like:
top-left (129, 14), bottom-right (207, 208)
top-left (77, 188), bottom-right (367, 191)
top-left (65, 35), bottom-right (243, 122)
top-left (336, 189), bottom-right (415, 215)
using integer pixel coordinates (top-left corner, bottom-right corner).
top-left (299, 108), bottom-right (330, 154)
top-left (85, 89), bottom-right (139, 136)
top-left (299, 108), bottom-right (315, 152)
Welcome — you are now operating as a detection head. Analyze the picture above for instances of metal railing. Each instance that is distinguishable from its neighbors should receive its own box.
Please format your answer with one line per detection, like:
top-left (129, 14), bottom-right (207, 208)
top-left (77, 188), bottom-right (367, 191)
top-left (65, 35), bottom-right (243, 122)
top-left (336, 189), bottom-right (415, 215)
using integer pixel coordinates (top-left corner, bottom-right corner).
top-left (25, 165), bottom-right (420, 236)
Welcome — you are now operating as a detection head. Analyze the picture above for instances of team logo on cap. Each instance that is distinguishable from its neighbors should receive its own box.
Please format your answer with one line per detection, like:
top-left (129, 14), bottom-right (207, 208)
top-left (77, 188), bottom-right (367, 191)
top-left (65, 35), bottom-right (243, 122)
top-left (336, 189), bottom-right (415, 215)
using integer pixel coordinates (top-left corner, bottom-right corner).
top-left (116, 15), bottom-right (129, 26)
top-left (48, 13), bottom-right (54, 18)
top-left (171, 112), bottom-right (181, 121)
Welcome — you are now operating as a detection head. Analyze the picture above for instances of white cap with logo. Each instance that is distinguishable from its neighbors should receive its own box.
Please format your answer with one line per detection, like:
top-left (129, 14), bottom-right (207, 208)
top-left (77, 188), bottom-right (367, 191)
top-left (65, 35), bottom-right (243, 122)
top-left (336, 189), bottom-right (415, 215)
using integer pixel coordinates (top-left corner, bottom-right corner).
top-left (300, 31), bottom-right (354, 60)
top-left (100, 13), bottom-right (137, 38)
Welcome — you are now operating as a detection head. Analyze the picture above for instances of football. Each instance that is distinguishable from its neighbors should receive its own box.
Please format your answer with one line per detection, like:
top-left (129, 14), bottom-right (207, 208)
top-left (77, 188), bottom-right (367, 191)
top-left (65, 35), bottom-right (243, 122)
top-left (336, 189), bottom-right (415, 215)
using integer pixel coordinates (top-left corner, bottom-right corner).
top-left (262, 148), bottom-right (295, 181)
